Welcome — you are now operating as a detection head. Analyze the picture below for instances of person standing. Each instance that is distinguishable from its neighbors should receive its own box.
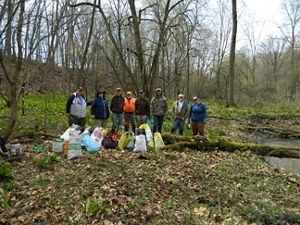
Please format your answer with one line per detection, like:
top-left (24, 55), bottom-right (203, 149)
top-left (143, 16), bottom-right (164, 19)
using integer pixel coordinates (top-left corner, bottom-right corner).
top-left (123, 91), bottom-right (136, 132)
top-left (171, 94), bottom-right (188, 135)
top-left (91, 89), bottom-right (109, 128)
top-left (66, 87), bottom-right (88, 127)
top-left (151, 88), bottom-right (168, 133)
top-left (188, 96), bottom-right (207, 136)
top-left (110, 87), bottom-right (124, 134)
top-left (135, 90), bottom-right (150, 127)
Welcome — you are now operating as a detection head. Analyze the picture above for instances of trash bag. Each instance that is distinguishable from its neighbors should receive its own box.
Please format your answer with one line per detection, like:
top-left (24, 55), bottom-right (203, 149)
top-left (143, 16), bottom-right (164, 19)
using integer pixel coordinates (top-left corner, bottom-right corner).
top-left (133, 134), bottom-right (147, 152)
top-left (61, 125), bottom-right (82, 140)
top-left (154, 132), bottom-right (165, 150)
top-left (118, 132), bottom-right (134, 150)
top-left (102, 136), bottom-right (118, 149)
top-left (126, 135), bottom-right (135, 151)
top-left (147, 118), bottom-right (152, 130)
top-left (91, 127), bottom-right (104, 148)
top-left (139, 124), bottom-right (154, 148)
top-left (81, 134), bottom-right (100, 152)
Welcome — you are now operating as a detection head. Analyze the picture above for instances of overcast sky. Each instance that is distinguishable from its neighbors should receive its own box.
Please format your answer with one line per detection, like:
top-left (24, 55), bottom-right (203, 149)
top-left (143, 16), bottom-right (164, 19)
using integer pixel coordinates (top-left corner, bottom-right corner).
top-left (242, 0), bottom-right (283, 38)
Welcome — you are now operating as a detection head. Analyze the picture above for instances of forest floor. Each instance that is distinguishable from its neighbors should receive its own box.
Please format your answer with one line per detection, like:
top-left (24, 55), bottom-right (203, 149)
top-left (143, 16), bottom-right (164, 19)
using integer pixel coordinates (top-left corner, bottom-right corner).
top-left (1, 94), bottom-right (300, 224)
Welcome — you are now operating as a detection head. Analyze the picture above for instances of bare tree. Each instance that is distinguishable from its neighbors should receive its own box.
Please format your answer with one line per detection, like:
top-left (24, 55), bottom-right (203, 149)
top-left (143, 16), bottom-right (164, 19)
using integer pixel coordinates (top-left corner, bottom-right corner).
top-left (227, 0), bottom-right (237, 107)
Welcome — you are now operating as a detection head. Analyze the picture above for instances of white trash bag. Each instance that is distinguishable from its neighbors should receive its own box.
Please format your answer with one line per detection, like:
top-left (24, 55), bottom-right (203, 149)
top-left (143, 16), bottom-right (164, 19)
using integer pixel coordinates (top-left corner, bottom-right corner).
top-left (133, 134), bottom-right (147, 152)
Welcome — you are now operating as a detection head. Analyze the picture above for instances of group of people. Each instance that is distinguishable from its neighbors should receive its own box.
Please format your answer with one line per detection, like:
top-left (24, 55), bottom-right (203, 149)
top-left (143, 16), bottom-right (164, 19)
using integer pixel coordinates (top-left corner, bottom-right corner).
top-left (66, 87), bottom-right (207, 136)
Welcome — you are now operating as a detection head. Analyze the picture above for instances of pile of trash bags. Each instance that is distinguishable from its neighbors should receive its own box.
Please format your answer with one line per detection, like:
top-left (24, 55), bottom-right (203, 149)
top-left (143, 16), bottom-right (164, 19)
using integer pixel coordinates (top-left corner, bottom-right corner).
top-left (58, 123), bottom-right (165, 160)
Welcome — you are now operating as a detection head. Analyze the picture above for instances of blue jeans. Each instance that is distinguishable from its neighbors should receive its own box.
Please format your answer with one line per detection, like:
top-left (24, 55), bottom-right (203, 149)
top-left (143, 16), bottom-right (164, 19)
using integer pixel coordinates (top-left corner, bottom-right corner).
top-left (171, 118), bottom-right (184, 135)
top-left (153, 115), bottom-right (164, 133)
top-left (112, 113), bottom-right (124, 133)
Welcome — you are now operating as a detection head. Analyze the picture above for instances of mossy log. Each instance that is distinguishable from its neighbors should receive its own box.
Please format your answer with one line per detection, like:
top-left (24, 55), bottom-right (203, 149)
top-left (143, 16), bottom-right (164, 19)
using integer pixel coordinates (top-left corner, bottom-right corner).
top-left (162, 133), bottom-right (300, 158)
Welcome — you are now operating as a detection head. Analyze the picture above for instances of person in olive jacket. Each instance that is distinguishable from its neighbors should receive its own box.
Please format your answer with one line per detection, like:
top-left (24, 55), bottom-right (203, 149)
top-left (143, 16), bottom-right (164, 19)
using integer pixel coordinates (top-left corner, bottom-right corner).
top-left (151, 88), bottom-right (168, 133)
top-left (110, 87), bottom-right (124, 134)
top-left (135, 90), bottom-right (150, 127)
top-left (91, 88), bottom-right (109, 128)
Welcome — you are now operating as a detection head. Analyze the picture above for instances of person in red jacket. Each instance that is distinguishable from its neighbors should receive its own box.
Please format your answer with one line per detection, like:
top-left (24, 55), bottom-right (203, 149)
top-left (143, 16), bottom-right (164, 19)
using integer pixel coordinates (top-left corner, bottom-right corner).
top-left (123, 91), bottom-right (136, 132)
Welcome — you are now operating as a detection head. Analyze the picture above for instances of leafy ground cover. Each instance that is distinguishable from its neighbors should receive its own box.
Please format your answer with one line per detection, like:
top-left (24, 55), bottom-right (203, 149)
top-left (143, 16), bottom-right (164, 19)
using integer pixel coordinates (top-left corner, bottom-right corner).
top-left (1, 94), bottom-right (300, 224)
top-left (1, 148), bottom-right (299, 224)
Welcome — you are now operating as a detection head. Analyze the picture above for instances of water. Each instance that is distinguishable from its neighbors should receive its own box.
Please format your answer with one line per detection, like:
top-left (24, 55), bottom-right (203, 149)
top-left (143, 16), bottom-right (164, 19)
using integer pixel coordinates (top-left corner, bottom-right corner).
top-left (260, 138), bottom-right (300, 176)
top-left (260, 138), bottom-right (300, 148)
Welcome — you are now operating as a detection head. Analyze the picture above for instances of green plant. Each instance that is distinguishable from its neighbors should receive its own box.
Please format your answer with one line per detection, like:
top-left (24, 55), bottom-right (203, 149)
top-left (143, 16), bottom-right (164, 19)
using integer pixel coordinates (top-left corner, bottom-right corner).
top-left (85, 198), bottom-right (104, 216)
top-left (0, 187), bottom-right (10, 211)
top-left (0, 163), bottom-right (13, 182)
top-left (35, 155), bottom-right (59, 168)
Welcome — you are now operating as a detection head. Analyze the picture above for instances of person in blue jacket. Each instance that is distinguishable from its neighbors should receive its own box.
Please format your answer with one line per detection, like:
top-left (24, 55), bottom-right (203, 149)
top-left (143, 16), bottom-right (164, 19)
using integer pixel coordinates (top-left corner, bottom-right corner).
top-left (91, 88), bottom-right (110, 128)
top-left (188, 96), bottom-right (207, 136)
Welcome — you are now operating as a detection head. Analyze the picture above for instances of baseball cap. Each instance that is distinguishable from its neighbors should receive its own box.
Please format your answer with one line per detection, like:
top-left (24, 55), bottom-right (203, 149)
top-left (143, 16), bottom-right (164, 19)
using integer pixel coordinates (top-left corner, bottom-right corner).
top-left (156, 88), bottom-right (162, 92)
top-left (139, 89), bottom-right (144, 93)
top-left (178, 94), bottom-right (184, 98)
top-left (193, 96), bottom-right (198, 101)
top-left (116, 87), bottom-right (121, 91)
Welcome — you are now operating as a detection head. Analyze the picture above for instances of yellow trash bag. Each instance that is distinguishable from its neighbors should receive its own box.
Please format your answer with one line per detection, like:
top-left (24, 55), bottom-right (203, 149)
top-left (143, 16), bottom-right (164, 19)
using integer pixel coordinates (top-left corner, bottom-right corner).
top-left (118, 132), bottom-right (132, 150)
top-left (139, 123), bottom-right (154, 148)
top-left (154, 132), bottom-right (165, 150)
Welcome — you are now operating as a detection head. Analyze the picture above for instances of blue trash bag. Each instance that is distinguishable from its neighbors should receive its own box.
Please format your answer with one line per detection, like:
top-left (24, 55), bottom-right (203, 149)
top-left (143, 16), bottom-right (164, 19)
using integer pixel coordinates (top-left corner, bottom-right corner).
top-left (81, 134), bottom-right (100, 152)
top-left (147, 118), bottom-right (152, 130)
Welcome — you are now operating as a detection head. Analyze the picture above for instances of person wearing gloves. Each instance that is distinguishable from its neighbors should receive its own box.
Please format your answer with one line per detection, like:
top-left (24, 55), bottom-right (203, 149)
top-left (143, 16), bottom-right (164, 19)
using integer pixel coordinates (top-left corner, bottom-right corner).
top-left (66, 87), bottom-right (89, 127)
top-left (188, 96), bottom-right (207, 136)
top-left (91, 88), bottom-right (109, 128)
top-left (123, 91), bottom-right (136, 132)
top-left (171, 94), bottom-right (188, 135)
top-left (151, 88), bottom-right (168, 133)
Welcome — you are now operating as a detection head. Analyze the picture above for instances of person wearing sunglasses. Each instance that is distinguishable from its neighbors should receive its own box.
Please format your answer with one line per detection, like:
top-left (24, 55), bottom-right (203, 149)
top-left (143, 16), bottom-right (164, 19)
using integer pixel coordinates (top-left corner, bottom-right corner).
top-left (188, 96), bottom-right (207, 136)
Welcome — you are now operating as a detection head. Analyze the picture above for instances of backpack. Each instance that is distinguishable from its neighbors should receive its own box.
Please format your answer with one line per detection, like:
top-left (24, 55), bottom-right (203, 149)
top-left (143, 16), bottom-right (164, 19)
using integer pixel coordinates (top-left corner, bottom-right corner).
top-left (102, 136), bottom-right (118, 149)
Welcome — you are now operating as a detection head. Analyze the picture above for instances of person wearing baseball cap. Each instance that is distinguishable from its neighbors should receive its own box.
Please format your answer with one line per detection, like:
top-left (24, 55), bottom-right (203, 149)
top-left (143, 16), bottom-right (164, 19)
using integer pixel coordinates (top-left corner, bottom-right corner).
top-left (66, 86), bottom-right (88, 127)
top-left (135, 90), bottom-right (150, 127)
top-left (171, 93), bottom-right (188, 135)
top-left (123, 91), bottom-right (136, 132)
top-left (110, 87), bottom-right (124, 133)
top-left (188, 96), bottom-right (207, 136)
top-left (150, 88), bottom-right (168, 133)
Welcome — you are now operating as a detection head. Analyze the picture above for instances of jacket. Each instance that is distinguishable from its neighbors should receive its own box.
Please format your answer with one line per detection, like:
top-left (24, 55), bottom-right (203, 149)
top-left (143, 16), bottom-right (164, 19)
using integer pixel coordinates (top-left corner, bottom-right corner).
top-left (91, 96), bottom-right (110, 119)
top-left (151, 95), bottom-right (168, 116)
top-left (66, 93), bottom-right (87, 118)
top-left (135, 97), bottom-right (150, 116)
top-left (123, 98), bottom-right (136, 113)
top-left (110, 95), bottom-right (124, 113)
top-left (189, 102), bottom-right (207, 124)
top-left (172, 100), bottom-right (188, 120)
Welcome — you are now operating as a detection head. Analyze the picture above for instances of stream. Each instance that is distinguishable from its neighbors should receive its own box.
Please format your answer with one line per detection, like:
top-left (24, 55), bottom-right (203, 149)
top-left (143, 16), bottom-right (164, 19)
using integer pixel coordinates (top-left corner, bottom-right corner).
top-left (260, 138), bottom-right (300, 176)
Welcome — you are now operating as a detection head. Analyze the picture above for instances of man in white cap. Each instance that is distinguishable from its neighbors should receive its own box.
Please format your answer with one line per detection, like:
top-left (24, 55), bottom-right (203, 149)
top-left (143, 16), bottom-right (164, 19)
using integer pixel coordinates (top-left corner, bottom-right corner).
top-left (150, 88), bottom-right (168, 133)
top-left (171, 94), bottom-right (188, 135)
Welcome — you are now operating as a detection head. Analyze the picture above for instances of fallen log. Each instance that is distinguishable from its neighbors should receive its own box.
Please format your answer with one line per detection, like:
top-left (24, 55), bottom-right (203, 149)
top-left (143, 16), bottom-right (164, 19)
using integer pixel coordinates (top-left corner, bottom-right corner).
top-left (162, 133), bottom-right (300, 158)
top-left (246, 126), bottom-right (300, 138)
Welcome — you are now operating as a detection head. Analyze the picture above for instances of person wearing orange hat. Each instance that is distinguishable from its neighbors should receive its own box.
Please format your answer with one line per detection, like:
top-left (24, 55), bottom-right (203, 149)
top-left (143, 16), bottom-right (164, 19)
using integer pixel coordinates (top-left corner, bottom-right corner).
top-left (123, 91), bottom-right (136, 132)
top-left (110, 87), bottom-right (124, 133)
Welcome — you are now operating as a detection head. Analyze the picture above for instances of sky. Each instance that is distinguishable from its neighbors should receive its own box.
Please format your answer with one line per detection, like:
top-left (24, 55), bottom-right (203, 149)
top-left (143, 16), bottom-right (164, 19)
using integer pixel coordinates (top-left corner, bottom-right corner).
top-left (242, 0), bottom-right (283, 39)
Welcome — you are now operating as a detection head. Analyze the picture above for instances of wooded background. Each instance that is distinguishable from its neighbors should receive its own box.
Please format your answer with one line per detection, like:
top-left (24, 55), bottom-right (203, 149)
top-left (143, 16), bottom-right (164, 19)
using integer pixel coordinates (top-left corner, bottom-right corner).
top-left (0, 0), bottom-right (300, 139)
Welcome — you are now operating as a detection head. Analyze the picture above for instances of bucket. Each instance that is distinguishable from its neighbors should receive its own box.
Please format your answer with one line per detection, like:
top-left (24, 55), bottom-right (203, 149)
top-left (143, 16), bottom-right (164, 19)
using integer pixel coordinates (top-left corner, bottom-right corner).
top-left (52, 138), bottom-right (64, 153)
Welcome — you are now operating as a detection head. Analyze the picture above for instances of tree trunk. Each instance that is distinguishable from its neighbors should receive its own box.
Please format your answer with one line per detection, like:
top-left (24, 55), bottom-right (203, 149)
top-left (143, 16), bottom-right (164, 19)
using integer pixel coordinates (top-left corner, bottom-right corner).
top-left (227, 0), bottom-right (237, 107)
top-left (3, 0), bottom-right (25, 141)
top-left (162, 134), bottom-right (300, 158)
